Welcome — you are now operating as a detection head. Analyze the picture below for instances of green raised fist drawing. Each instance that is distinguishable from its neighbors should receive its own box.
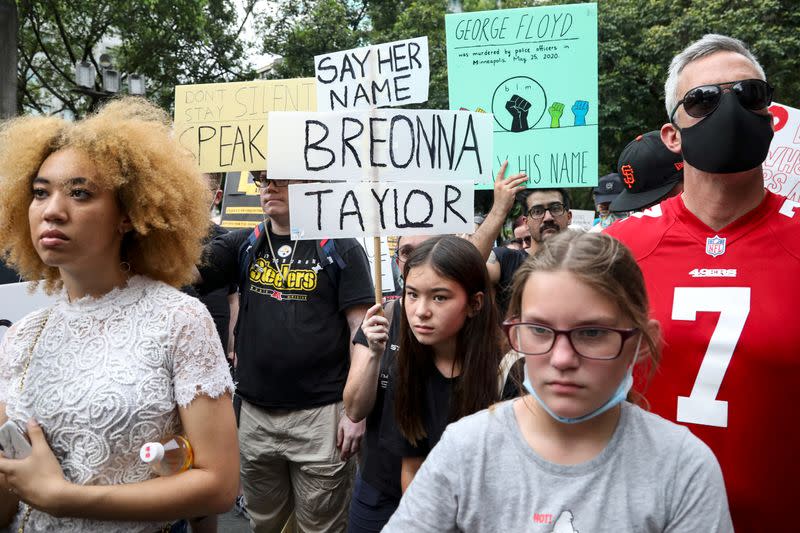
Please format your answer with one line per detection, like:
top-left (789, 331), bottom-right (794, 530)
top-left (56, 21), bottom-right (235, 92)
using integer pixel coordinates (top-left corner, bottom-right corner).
top-left (549, 102), bottom-right (565, 128)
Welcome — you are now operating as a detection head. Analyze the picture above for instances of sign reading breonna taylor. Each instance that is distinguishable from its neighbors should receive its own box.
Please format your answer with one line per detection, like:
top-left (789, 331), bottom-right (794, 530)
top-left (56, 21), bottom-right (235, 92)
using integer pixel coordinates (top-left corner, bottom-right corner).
top-left (288, 180), bottom-right (474, 239)
top-left (315, 37), bottom-right (430, 111)
top-left (267, 109), bottom-right (493, 184)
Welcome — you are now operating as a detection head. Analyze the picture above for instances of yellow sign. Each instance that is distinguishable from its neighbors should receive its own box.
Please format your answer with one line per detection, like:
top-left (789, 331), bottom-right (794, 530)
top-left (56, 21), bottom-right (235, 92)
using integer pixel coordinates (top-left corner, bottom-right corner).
top-left (225, 206), bottom-right (263, 215)
top-left (174, 79), bottom-right (317, 172)
top-left (220, 220), bottom-right (260, 229)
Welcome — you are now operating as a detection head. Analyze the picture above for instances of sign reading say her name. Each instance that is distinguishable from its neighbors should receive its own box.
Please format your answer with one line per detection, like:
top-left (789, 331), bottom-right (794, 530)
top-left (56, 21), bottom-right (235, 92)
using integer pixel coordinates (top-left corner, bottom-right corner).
top-left (174, 79), bottom-right (316, 172)
top-left (764, 102), bottom-right (800, 201)
top-left (268, 109), bottom-right (493, 184)
top-left (288, 180), bottom-right (474, 239)
top-left (445, 3), bottom-right (598, 189)
top-left (315, 37), bottom-right (430, 111)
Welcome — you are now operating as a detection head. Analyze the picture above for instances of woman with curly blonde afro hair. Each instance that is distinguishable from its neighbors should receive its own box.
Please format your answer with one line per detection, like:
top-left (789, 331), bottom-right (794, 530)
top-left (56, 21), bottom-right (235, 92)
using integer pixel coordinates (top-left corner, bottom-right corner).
top-left (0, 98), bottom-right (239, 532)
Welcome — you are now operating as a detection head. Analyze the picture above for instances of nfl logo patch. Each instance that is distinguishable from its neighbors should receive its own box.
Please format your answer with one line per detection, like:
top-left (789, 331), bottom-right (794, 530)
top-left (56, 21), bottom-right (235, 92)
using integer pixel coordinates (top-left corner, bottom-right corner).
top-left (705, 235), bottom-right (727, 257)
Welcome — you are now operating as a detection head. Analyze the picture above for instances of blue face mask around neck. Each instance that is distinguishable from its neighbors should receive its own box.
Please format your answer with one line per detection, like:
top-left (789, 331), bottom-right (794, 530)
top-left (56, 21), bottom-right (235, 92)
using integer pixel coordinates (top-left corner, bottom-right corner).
top-left (522, 335), bottom-right (642, 425)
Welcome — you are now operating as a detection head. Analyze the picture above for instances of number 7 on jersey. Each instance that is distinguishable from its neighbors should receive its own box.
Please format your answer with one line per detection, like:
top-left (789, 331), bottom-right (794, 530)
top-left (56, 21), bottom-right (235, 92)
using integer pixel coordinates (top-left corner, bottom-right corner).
top-left (672, 287), bottom-right (750, 428)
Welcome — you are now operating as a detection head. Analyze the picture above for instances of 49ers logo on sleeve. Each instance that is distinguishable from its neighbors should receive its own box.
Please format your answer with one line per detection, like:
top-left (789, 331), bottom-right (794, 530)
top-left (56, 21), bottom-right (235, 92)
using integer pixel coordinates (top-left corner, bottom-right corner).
top-left (705, 235), bottom-right (727, 257)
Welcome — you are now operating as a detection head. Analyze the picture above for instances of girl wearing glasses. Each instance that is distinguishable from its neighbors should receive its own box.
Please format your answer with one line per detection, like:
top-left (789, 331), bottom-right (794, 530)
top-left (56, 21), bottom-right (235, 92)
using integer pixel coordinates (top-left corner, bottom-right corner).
top-left (384, 231), bottom-right (732, 532)
top-left (0, 99), bottom-right (238, 532)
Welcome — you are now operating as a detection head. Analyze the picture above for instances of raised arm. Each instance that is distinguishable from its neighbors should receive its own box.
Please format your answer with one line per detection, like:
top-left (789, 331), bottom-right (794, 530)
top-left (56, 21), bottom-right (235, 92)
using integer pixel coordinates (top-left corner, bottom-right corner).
top-left (468, 161), bottom-right (528, 262)
top-left (344, 303), bottom-right (391, 422)
top-left (337, 303), bottom-right (372, 460)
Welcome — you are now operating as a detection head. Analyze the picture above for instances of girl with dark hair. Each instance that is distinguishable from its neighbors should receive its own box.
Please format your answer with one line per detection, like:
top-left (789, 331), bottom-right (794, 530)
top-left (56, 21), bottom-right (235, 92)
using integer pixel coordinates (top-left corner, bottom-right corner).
top-left (384, 231), bottom-right (732, 532)
top-left (381, 236), bottom-right (503, 491)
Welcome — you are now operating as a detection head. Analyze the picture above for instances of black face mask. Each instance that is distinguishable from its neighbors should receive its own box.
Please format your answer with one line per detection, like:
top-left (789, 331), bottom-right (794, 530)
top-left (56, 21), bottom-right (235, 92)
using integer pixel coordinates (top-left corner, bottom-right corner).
top-left (678, 91), bottom-right (774, 174)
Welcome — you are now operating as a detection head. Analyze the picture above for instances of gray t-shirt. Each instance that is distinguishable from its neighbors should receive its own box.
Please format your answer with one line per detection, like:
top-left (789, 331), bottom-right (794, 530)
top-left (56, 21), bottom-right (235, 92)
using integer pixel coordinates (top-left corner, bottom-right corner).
top-left (384, 400), bottom-right (732, 533)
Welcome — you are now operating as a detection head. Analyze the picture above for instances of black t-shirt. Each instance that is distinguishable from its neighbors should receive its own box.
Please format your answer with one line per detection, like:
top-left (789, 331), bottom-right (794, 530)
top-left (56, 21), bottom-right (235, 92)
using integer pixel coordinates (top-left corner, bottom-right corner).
top-left (0, 261), bottom-right (20, 285)
top-left (381, 359), bottom-right (457, 460)
top-left (492, 246), bottom-right (529, 319)
top-left (198, 226), bottom-right (374, 409)
top-left (352, 300), bottom-right (403, 500)
top-left (184, 224), bottom-right (236, 350)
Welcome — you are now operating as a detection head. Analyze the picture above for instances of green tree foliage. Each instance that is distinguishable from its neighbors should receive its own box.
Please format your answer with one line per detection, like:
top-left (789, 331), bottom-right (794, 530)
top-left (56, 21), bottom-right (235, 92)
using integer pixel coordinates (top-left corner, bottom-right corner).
top-left (599, 0), bottom-right (800, 177)
top-left (16, 0), bottom-right (253, 116)
top-left (257, 0), bottom-right (800, 210)
top-left (257, 0), bottom-right (369, 80)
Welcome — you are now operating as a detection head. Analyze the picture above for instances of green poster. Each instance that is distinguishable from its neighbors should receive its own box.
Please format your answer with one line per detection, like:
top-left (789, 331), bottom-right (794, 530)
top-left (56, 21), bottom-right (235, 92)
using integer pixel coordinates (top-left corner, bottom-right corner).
top-left (446, 3), bottom-right (598, 189)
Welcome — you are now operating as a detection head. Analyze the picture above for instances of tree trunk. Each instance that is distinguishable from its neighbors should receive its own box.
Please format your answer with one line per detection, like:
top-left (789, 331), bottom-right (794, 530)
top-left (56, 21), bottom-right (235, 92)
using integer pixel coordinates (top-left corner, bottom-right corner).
top-left (0, 0), bottom-right (17, 119)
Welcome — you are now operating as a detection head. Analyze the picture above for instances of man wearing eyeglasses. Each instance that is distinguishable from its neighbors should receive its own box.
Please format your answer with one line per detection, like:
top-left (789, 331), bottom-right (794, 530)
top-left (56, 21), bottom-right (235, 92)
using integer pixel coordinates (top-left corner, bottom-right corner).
top-left (471, 164), bottom-right (572, 318)
top-left (196, 171), bottom-right (374, 532)
top-left (605, 34), bottom-right (800, 532)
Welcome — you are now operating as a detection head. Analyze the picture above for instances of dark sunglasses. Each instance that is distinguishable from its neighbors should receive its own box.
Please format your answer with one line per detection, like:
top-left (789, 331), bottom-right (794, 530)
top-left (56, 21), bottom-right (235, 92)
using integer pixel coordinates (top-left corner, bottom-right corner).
top-left (670, 79), bottom-right (773, 123)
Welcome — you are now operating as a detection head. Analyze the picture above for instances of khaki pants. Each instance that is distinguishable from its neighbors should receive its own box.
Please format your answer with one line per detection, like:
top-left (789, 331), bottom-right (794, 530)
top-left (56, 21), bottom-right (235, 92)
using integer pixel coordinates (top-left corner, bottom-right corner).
top-left (239, 399), bottom-right (354, 533)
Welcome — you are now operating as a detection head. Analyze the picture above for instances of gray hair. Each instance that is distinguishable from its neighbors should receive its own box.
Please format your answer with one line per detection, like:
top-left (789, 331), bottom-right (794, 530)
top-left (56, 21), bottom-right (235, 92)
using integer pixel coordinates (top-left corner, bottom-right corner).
top-left (664, 34), bottom-right (766, 117)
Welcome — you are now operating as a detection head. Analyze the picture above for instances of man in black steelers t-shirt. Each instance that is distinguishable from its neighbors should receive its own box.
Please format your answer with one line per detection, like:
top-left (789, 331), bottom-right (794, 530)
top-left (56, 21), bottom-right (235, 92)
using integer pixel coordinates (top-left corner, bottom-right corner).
top-left (197, 172), bottom-right (374, 532)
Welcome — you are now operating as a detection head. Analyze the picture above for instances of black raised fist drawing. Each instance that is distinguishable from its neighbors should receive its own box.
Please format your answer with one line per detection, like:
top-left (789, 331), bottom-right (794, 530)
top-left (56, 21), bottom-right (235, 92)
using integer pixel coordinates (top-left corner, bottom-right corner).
top-left (505, 94), bottom-right (532, 132)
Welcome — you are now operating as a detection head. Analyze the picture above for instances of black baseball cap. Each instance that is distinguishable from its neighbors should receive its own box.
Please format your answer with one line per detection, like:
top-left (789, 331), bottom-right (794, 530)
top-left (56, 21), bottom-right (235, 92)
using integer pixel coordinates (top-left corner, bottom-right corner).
top-left (593, 173), bottom-right (624, 204)
top-left (611, 131), bottom-right (684, 212)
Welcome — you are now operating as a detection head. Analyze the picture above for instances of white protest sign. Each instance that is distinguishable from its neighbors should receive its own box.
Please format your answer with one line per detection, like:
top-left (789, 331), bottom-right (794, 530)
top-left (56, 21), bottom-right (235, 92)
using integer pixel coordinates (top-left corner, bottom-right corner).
top-left (764, 102), bottom-right (800, 201)
top-left (288, 180), bottom-right (473, 239)
top-left (268, 109), bottom-right (493, 185)
top-left (174, 79), bottom-right (316, 172)
top-left (359, 237), bottom-right (395, 293)
top-left (568, 209), bottom-right (595, 230)
top-left (0, 282), bottom-right (58, 342)
top-left (315, 37), bottom-right (430, 111)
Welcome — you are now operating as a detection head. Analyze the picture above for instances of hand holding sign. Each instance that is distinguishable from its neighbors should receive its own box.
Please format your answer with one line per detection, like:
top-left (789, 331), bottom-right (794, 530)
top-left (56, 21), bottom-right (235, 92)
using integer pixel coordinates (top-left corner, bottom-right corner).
top-left (493, 161), bottom-right (529, 214)
top-left (571, 100), bottom-right (589, 126)
top-left (505, 94), bottom-right (532, 132)
top-left (362, 303), bottom-right (390, 356)
top-left (549, 102), bottom-right (564, 128)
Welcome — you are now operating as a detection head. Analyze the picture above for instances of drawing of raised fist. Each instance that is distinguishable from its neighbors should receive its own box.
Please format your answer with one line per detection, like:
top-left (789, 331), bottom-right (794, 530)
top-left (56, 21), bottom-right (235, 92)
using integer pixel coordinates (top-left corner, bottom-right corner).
top-left (549, 102), bottom-right (565, 128)
top-left (505, 94), bottom-right (532, 132)
top-left (571, 100), bottom-right (589, 126)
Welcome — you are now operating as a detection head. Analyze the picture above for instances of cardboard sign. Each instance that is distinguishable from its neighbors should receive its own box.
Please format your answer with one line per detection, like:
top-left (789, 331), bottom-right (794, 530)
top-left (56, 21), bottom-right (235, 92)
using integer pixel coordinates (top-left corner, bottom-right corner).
top-left (445, 3), bottom-right (598, 189)
top-left (764, 102), bottom-right (800, 201)
top-left (174, 79), bottom-right (317, 172)
top-left (268, 109), bottom-right (493, 184)
top-left (219, 171), bottom-right (262, 230)
top-left (288, 180), bottom-right (474, 239)
top-left (359, 238), bottom-right (395, 293)
top-left (568, 208), bottom-right (595, 230)
top-left (315, 37), bottom-right (430, 111)
top-left (0, 282), bottom-right (58, 342)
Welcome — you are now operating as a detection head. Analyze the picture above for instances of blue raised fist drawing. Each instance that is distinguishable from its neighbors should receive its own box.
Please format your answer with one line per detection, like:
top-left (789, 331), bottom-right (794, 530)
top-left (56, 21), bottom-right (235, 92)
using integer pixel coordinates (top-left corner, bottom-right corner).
top-left (571, 100), bottom-right (589, 126)
top-left (505, 94), bottom-right (532, 132)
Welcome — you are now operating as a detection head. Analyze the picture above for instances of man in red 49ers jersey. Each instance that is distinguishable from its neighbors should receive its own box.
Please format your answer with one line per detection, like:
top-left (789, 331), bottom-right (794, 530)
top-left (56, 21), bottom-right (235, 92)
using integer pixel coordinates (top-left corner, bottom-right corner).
top-left (606, 34), bottom-right (800, 532)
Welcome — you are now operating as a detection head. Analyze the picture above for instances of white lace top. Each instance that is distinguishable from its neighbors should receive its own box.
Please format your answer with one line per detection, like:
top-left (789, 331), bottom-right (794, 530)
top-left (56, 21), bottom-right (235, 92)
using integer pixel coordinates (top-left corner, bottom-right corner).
top-left (0, 276), bottom-right (235, 532)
